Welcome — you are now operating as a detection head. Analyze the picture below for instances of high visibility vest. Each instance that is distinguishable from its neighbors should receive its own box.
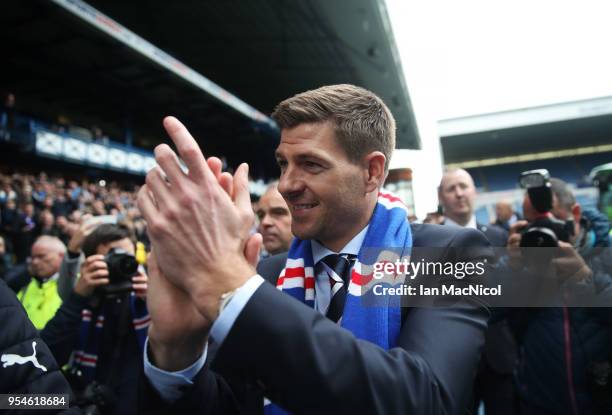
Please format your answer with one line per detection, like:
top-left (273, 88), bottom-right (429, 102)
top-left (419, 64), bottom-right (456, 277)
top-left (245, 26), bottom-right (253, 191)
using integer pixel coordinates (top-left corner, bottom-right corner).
top-left (17, 275), bottom-right (62, 330)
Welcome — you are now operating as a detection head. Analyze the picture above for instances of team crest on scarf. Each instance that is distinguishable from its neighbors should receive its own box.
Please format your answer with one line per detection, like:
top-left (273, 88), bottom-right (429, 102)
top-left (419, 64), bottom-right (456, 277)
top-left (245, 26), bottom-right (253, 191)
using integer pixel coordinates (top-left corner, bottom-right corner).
top-left (267, 191), bottom-right (412, 414)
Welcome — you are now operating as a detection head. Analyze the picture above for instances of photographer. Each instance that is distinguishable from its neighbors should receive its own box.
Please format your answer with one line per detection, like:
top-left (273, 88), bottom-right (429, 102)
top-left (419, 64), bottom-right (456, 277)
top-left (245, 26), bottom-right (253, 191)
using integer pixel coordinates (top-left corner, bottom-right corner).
top-left (506, 176), bottom-right (612, 414)
top-left (41, 224), bottom-right (149, 415)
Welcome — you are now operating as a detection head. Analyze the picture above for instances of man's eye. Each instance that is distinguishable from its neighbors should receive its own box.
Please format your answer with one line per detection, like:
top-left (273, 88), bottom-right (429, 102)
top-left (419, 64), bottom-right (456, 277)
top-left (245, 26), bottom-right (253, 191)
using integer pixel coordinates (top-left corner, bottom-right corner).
top-left (277, 160), bottom-right (287, 169)
top-left (305, 161), bottom-right (322, 170)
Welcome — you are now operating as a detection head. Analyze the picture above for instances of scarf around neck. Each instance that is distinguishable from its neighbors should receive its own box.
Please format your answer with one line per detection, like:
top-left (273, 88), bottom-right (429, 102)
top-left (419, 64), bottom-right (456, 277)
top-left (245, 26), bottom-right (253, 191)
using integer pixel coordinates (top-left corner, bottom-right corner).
top-left (267, 191), bottom-right (412, 414)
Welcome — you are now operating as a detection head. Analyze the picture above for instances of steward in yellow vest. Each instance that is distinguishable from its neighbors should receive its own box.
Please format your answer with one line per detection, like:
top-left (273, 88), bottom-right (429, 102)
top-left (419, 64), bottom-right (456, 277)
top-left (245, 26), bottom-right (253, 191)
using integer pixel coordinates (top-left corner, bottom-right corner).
top-left (17, 273), bottom-right (62, 329)
top-left (17, 236), bottom-right (65, 329)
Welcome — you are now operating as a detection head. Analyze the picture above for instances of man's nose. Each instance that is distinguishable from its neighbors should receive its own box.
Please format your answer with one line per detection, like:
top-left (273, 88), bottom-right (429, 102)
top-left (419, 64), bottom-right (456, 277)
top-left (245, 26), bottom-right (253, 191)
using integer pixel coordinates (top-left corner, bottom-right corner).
top-left (278, 167), bottom-right (304, 198)
top-left (261, 213), bottom-right (274, 227)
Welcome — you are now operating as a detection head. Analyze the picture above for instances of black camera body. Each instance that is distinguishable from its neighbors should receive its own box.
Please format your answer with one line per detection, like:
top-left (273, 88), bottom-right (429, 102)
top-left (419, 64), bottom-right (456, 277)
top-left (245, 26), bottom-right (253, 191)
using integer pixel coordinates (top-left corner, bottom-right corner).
top-left (99, 248), bottom-right (138, 295)
top-left (520, 216), bottom-right (572, 248)
top-left (519, 169), bottom-right (574, 248)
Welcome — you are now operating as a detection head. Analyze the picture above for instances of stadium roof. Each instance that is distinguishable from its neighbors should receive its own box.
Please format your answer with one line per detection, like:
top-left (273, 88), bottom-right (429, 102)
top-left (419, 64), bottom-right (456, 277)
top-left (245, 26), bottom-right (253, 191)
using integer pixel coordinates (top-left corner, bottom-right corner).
top-left (2, 0), bottom-right (419, 178)
top-left (440, 96), bottom-right (612, 165)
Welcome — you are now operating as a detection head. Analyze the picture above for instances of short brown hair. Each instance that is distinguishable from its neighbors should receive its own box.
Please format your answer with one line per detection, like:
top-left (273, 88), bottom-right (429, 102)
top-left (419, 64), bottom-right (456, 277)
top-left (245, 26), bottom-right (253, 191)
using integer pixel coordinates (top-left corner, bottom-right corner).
top-left (271, 84), bottom-right (396, 172)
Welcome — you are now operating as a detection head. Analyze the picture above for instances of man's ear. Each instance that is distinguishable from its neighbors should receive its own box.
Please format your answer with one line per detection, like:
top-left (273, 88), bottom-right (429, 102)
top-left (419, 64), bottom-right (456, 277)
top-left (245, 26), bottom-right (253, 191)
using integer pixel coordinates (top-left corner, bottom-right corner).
top-left (571, 203), bottom-right (581, 223)
top-left (363, 151), bottom-right (386, 193)
top-left (571, 203), bottom-right (582, 236)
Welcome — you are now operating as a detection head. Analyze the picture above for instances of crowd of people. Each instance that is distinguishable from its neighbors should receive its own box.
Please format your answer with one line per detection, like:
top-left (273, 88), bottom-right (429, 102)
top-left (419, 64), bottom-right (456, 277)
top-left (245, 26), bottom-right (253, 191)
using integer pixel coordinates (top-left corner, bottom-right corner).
top-left (0, 84), bottom-right (610, 415)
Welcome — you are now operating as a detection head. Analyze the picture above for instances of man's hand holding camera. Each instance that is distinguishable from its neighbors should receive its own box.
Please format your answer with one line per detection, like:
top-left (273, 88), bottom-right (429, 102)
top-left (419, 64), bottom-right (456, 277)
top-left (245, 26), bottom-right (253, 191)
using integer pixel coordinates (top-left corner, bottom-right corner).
top-left (552, 241), bottom-right (592, 284)
top-left (75, 254), bottom-right (109, 297)
top-left (74, 253), bottom-right (148, 298)
top-left (506, 219), bottom-right (591, 284)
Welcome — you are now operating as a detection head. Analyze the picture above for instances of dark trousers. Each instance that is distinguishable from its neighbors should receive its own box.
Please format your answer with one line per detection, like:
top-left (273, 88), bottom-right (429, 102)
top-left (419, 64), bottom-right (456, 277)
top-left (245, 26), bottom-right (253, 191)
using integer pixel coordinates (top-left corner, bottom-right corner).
top-left (473, 359), bottom-right (517, 415)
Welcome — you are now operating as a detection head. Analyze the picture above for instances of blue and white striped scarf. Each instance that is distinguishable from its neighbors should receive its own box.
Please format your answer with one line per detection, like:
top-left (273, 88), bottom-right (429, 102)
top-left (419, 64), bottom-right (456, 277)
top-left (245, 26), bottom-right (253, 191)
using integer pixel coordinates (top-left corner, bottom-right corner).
top-left (268, 191), bottom-right (412, 414)
top-left (71, 293), bottom-right (149, 383)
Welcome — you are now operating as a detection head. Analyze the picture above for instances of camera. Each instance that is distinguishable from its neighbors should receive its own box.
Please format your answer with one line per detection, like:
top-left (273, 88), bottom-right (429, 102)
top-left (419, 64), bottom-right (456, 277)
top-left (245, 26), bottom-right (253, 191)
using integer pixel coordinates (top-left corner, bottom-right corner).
top-left (99, 247), bottom-right (138, 295)
top-left (519, 169), bottom-right (574, 248)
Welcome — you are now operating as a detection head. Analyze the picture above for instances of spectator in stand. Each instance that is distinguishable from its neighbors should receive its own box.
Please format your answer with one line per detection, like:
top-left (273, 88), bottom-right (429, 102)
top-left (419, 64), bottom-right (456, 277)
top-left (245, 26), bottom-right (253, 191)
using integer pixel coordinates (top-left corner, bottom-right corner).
top-left (32, 180), bottom-right (47, 206)
top-left (0, 178), bottom-right (17, 205)
top-left (1, 92), bottom-right (16, 139)
top-left (52, 190), bottom-right (75, 218)
top-left (0, 234), bottom-right (14, 280)
top-left (38, 209), bottom-right (63, 239)
top-left (14, 201), bottom-right (38, 263)
top-left (92, 199), bottom-right (107, 216)
top-left (1, 199), bottom-right (19, 247)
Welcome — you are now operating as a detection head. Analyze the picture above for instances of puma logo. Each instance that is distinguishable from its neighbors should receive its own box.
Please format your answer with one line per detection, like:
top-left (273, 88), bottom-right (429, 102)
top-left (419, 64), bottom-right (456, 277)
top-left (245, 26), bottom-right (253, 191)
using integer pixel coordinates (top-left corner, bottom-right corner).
top-left (1, 341), bottom-right (48, 372)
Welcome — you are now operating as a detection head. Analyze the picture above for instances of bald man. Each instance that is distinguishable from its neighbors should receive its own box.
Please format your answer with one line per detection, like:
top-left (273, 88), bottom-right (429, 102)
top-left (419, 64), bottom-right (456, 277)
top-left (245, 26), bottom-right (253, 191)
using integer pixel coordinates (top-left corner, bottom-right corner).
top-left (16, 236), bottom-right (65, 329)
top-left (494, 200), bottom-right (521, 231)
top-left (438, 168), bottom-right (507, 244)
top-left (438, 168), bottom-right (478, 227)
top-left (438, 169), bottom-right (517, 415)
top-left (256, 183), bottom-right (293, 255)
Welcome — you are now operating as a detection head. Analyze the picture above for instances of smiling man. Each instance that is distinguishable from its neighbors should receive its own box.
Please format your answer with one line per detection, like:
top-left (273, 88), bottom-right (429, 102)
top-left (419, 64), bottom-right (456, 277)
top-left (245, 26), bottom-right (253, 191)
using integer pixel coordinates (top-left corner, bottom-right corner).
top-left (256, 183), bottom-right (293, 256)
top-left (138, 84), bottom-right (493, 414)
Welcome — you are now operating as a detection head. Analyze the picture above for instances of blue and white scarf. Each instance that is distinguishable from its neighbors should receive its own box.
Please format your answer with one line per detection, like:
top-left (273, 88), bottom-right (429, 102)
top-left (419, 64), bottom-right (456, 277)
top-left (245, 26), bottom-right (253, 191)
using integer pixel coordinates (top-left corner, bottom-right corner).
top-left (268, 191), bottom-right (412, 414)
top-left (71, 293), bottom-right (149, 383)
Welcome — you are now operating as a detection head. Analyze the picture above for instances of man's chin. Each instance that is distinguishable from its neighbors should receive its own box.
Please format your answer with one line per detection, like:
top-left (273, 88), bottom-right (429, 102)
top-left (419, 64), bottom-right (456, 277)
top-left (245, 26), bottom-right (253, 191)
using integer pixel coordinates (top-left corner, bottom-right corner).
top-left (292, 225), bottom-right (319, 242)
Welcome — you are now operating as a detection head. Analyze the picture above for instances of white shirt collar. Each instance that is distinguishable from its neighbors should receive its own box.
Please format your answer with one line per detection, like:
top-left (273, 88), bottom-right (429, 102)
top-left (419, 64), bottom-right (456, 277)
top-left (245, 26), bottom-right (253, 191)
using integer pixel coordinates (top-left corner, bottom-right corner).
top-left (445, 215), bottom-right (477, 229)
top-left (311, 224), bottom-right (369, 265)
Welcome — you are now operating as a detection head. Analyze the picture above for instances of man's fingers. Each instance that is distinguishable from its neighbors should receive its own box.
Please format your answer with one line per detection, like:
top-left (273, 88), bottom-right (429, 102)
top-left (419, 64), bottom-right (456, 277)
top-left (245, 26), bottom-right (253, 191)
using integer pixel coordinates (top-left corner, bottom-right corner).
top-left (137, 185), bottom-right (158, 224)
top-left (509, 220), bottom-right (529, 236)
top-left (155, 144), bottom-right (187, 185)
top-left (85, 255), bottom-right (105, 263)
top-left (507, 233), bottom-right (521, 248)
top-left (146, 167), bottom-right (174, 209)
top-left (219, 172), bottom-right (233, 197)
top-left (89, 269), bottom-right (109, 279)
top-left (233, 163), bottom-right (252, 213)
top-left (244, 232), bottom-right (262, 268)
top-left (162, 116), bottom-right (212, 182)
top-left (207, 157), bottom-right (223, 179)
top-left (85, 261), bottom-right (108, 271)
top-left (90, 278), bottom-right (110, 287)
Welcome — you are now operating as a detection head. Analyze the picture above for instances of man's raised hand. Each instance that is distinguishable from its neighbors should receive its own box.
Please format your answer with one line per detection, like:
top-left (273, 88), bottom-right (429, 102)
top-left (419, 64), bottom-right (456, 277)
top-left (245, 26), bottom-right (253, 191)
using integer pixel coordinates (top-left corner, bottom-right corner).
top-left (138, 116), bottom-right (261, 322)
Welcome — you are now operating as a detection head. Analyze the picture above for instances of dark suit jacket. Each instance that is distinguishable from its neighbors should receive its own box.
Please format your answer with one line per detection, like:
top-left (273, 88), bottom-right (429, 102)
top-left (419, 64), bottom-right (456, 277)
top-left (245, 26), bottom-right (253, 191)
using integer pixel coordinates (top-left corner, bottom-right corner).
top-left (441, 221), bottom-right (517, 375)
top-left (476, 222), bottom-right (508, 248)
top-left (142, 224), bottom-right (492, 415)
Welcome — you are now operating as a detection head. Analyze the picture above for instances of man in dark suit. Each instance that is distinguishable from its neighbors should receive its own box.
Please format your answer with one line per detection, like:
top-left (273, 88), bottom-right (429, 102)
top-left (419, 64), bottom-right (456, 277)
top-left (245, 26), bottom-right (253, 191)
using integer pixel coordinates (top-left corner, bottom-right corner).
top-left (438, 168), bottom-right (517, 415)
top-left (437, 168), bottom-right (508, 246)
top-left (137, 85), bottom-right (492, 414)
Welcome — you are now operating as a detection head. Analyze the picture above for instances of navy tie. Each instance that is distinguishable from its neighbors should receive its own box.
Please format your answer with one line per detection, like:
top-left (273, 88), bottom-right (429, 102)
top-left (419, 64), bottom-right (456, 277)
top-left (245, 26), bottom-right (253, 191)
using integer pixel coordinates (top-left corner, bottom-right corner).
top-left (321, 254), bottom-right (356, 322)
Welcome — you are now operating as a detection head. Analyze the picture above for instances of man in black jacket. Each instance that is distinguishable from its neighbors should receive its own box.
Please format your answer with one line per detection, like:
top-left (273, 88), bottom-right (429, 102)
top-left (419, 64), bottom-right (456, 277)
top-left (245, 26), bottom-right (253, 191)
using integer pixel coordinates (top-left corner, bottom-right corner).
top-left (0, 278), bottom-right (79, 414)
top-left (138, 85), bottom-right (492, 414)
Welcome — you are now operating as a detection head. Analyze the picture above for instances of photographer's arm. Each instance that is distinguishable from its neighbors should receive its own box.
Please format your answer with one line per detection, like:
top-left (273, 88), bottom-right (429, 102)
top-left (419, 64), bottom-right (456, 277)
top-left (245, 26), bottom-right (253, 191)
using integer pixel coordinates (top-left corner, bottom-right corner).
top-left (57, 218), bottom-right (100, 301)
top-left (41, 255), bottom-right (109, 366)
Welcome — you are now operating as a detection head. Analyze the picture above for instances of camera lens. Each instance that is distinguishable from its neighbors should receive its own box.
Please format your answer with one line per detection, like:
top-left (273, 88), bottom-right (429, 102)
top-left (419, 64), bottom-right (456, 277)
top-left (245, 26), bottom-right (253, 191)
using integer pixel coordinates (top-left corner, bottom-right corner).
top-left (119, 256), bottom-right (138, 276)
